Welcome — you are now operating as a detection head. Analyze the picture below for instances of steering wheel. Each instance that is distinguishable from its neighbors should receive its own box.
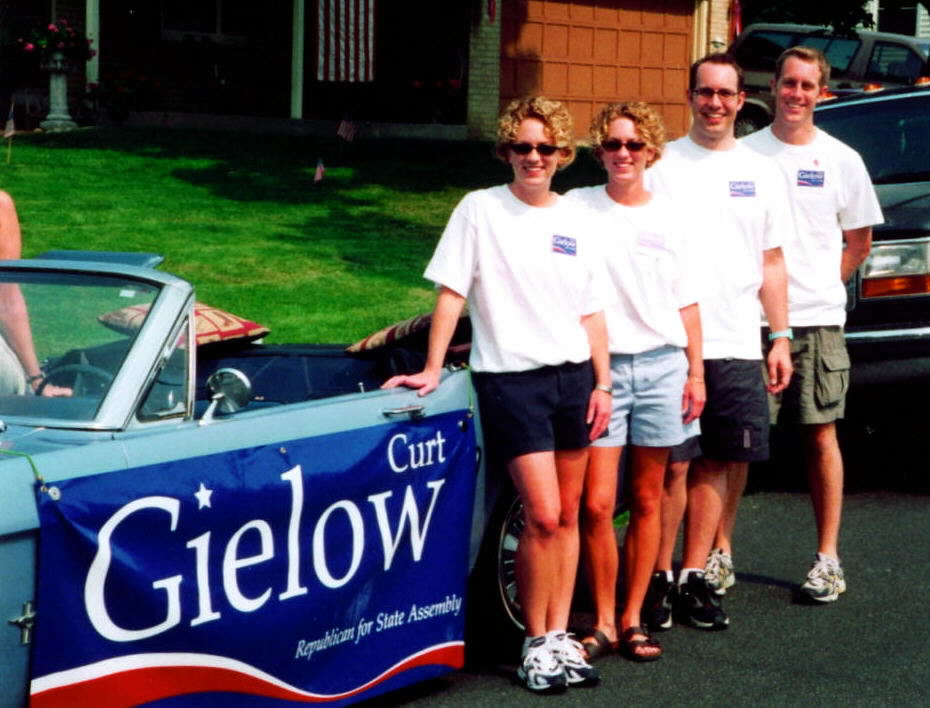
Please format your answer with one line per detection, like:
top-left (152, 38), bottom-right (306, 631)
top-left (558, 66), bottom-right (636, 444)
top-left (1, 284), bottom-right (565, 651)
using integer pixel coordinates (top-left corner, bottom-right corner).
top-left (36, 363), bottom-right (114, 397)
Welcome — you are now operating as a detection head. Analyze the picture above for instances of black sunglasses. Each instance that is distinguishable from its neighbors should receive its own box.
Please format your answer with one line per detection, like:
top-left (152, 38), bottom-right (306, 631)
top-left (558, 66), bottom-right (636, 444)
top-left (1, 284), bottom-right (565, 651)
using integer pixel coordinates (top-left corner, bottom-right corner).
top-left (600, 139), bottom-right (647, 153)
top-left (509, 142), bottom-right (561, 156)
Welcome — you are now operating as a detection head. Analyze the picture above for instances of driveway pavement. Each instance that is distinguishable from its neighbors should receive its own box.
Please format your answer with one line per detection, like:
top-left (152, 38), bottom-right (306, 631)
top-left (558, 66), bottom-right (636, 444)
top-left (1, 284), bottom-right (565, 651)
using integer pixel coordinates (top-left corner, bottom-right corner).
top-left (365, 487), bottom-right (930, 706)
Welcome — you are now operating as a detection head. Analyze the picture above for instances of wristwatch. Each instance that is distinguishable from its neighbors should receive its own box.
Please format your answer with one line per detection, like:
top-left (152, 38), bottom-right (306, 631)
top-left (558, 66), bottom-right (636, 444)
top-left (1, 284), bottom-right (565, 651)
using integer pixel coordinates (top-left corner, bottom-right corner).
top-left (594, 383), bottom-right (612, 394)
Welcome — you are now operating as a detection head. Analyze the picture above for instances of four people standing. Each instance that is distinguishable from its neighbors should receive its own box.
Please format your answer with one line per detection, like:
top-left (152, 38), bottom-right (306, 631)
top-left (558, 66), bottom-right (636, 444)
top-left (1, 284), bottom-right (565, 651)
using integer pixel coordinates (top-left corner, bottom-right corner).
top-left (388, 46), bottom-right (881, 692)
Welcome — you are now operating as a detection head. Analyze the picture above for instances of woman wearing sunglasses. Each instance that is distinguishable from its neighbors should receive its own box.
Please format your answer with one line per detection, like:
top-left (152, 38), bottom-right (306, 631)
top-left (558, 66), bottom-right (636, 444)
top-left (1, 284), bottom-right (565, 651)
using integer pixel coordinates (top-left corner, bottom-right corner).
top-left (383, 96), bottom-right (611, 693)
top-left (566, 102), bottom-right (704, 662)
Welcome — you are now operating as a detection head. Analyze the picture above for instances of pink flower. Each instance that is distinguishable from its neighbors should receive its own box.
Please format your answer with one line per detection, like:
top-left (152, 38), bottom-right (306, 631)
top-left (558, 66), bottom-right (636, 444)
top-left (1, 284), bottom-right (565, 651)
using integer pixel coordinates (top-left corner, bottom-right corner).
top-left (48, 24), bottom-right (58, 32)
top-left (23, 42), bottom-right (35, 52)
top-left (58, 17), bottom-right (69, 26)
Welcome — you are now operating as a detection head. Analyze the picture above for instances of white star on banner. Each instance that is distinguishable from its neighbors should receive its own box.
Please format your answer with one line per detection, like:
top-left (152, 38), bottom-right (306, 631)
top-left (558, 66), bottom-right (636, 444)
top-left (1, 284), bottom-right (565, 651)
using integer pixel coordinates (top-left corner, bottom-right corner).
top-left (194, 483), bottom-right (213, 509)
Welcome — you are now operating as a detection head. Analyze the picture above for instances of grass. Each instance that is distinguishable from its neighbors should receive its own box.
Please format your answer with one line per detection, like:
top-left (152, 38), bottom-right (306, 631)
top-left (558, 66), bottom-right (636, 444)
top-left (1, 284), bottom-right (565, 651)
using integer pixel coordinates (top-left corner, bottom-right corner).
top-left (2, 127), bottom-right (603, 343)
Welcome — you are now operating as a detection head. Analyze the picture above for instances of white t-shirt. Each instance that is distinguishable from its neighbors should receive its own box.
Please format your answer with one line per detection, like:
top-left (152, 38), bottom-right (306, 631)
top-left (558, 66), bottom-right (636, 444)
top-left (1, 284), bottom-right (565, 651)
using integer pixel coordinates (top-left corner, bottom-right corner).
top-left (566, 186), bottom-right (697, 354)
top-left (646, 136), bottom-right (792, 360)
top-left (742, 126), bottom-right (884, 327)
top-left (424, 185), bottom-right (606, 373)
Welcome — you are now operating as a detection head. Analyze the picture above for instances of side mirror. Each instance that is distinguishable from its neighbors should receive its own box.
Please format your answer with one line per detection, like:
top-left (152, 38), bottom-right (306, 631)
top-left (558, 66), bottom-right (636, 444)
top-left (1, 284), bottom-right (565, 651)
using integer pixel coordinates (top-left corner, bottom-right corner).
top-left (199, 368), bottom-right (252, 426)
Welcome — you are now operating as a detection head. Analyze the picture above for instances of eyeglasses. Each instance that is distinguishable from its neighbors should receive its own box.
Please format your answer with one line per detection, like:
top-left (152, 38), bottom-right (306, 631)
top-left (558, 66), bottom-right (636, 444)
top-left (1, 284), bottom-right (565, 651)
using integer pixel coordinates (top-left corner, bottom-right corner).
top-left (509, 142), bottom-right (561, 156)
top-left (692, 87), bottom-right (740, 101)
top-left (600, 139), bottom-right (647, 153)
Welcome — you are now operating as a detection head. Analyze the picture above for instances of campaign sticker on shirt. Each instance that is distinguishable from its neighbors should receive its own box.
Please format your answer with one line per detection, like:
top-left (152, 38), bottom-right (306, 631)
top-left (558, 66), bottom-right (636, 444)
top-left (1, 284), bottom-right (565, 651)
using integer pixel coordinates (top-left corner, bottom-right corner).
top-left (729, 181), bottom-right (756, 197)
top-left (797, 169), bottom-right (825, 187)
top-left (636, 232), bottom-right (666, 251)
top-left (552, 234), bottom-right (577, 256)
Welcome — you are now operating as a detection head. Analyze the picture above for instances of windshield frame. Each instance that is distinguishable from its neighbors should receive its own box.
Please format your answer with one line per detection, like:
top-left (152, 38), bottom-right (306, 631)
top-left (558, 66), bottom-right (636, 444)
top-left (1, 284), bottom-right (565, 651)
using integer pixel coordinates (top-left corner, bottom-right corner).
top-left (0, 259), bottom-right (194, 431)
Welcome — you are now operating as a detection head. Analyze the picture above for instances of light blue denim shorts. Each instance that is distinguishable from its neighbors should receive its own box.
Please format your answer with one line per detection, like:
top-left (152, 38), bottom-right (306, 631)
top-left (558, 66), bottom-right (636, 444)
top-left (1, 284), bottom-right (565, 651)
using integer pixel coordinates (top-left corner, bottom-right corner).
top-left (592, 345), bottom-right (695, 448)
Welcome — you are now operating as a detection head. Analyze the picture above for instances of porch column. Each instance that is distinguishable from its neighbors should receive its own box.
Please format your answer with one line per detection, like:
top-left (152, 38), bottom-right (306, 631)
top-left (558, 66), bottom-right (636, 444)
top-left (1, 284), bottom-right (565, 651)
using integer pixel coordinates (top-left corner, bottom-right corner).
top-left (86, 0), bottom-right (100, 86)
top-left (291, 0), bottom-right (305, 119)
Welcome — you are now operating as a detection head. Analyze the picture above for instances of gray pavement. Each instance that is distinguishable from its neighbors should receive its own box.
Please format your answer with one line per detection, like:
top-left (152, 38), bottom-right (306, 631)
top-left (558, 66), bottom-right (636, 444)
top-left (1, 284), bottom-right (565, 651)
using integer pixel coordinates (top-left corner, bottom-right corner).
top-left (367, 488), bottom-right (930, 706)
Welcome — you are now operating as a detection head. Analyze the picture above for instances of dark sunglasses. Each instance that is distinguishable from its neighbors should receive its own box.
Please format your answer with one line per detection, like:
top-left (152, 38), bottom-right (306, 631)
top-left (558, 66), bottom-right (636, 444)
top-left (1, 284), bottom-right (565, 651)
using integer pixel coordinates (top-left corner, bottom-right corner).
top-left (600, 139), bottom-right (647, 153)
top-left (509, 142), bottom-right (561, 156)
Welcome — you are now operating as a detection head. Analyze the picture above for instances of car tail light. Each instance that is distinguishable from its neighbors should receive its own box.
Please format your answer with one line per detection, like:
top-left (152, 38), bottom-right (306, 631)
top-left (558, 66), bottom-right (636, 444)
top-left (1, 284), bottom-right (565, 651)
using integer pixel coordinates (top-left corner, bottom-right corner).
top-left (860, 239), bottom-right (930, 298)
top-left (915, 76), bottom-right (930, 86)
top-left (862, 82), bottom-right (884, 92)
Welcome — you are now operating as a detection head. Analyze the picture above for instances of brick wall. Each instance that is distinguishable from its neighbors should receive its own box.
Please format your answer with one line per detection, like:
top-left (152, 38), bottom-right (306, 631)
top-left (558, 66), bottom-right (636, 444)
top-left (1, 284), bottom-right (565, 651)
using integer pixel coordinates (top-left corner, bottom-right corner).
top-left (467, 2), bottom-right (501, 140)
top-left (708, 0), bottom-right (731, 53)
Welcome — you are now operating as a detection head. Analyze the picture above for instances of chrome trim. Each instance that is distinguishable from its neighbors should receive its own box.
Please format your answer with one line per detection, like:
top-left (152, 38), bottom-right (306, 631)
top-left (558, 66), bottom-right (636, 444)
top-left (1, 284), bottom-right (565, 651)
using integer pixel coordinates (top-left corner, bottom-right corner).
top-left (846, 325), bottom-right (930, 341)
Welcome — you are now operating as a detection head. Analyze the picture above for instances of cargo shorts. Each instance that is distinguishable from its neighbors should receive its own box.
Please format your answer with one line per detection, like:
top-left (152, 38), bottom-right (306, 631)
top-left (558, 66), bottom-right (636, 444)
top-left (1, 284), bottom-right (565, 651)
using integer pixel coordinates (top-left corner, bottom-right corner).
top-left (764, 325), bottom-right (850, 425)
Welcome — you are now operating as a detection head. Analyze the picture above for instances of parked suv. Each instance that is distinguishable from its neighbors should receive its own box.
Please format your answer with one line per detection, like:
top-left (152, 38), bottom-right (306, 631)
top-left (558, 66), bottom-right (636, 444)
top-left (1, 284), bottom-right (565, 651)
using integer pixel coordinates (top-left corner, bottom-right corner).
top-left (812, 85), bottom-right (930, 433)
top-left (731, 23), bottom-right (930, 134)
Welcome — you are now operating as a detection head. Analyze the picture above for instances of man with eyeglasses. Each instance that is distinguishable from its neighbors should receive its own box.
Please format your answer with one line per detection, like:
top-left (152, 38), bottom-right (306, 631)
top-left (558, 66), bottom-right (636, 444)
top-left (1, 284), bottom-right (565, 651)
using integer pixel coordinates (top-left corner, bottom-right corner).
top-left (739, 47), bottom-right (882, 604)
top-left (643, 53), bottom-right (793, 631)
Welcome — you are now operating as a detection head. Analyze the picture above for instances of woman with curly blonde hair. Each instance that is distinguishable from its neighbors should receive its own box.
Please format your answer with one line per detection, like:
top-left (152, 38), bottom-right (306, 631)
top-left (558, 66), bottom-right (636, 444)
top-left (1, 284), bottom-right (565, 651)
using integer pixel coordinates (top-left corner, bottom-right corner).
top-left (566, 101), bottom-right (704, 662)
top-left (385, 96), bottom-right (610, 692)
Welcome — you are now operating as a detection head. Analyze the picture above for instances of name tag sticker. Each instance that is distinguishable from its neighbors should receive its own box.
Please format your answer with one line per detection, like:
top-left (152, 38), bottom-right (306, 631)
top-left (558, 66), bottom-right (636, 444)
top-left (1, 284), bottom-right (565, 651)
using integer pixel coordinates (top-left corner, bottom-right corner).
top-left (729, 181), bottom-right (756, 197)
top-left (552, 234), bottom-right (577, 256)
top-left (797, 170), bottom-right (825, 187)
top-left (636, 232), bottom-right (666, 251)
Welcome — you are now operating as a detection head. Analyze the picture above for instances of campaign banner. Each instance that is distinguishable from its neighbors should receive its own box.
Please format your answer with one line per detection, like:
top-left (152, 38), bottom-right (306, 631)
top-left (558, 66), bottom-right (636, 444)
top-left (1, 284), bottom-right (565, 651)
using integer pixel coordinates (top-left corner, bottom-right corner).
top-left (30, 410), bottom-right (477, 707)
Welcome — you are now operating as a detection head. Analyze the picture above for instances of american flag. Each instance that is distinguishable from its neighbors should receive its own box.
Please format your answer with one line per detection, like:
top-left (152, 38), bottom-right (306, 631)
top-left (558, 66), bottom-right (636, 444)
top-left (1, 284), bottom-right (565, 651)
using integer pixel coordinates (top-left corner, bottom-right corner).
top-left (337, 120), bottom-right (356, 142)
top-left (317, 0), bottom-right (376, 82)
top-left (3, 102), bottom-right (14, 139)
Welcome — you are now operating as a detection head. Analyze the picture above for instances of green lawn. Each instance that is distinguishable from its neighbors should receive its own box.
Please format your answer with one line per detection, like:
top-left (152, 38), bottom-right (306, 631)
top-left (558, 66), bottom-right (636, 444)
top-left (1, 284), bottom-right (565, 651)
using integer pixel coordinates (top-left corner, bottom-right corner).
top-left (2, 128), bottom-right (603, 343)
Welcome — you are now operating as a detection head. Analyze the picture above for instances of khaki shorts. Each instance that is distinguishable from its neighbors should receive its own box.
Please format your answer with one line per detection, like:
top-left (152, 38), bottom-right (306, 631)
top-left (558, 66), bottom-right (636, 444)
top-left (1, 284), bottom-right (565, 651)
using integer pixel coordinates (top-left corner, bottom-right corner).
top-left (0, 335), bottom-right (26, 395)
top-left (764, 325), bottom-right (849, 425)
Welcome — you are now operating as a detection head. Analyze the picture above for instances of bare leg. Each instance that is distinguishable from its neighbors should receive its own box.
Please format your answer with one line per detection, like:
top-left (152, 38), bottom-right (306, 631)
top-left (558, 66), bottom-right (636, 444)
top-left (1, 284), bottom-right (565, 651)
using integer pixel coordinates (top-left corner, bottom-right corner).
top-left (806, 422), bottom-right (843, 558)
top-left (620, 446), bottom-right (670, 656)
top-left (580, 445), bottom-right (622, 644)
top-left (548, 448), bottom-right (589, 631)
top-left (509, 448), bottom-right (589, 637)
top-left (656, 459), bottom-right (689, 572)
top-left (712, 463), bottom-right (748, 555)
top-left (682, 458), bottom-right (740, 571)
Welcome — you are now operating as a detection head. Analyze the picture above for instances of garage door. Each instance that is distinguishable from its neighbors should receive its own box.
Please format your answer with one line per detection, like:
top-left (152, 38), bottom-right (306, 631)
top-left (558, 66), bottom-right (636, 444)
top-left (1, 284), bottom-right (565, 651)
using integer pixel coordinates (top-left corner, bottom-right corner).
top-left (501, 0), bottom-right (694, 139)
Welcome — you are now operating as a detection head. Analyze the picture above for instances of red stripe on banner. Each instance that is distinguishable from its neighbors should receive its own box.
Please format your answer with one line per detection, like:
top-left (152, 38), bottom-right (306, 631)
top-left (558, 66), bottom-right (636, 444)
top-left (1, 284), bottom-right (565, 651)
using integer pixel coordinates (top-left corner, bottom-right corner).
top-left (318, 0), bottom-right (375, 82)
top-left (31, 645), bottom-right (463, 708)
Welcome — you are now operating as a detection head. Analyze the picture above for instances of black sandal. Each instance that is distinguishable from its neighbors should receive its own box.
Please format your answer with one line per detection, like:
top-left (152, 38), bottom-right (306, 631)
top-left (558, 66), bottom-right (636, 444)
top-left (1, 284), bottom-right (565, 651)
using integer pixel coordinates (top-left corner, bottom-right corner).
top-left (619, 625), bottom-right (663, 662)
top-left (581, 629), bottom-right (619, 661)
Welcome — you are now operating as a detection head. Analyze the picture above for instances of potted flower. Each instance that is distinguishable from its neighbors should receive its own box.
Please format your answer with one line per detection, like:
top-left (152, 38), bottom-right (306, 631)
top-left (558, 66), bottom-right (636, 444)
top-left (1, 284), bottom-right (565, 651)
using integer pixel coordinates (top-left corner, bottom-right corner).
top-left (19, 17), bottom-right (96, 72)
top-left (18, 18), bottom-right (96, 131)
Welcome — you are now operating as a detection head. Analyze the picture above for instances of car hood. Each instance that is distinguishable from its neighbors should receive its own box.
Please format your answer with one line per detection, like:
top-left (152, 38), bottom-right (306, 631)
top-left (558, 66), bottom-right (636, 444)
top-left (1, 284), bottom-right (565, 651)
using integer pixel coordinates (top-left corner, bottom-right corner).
top-left (874, 183), bottom-right (930, 239)
top-left (0, 425), bottom-right (125, 536)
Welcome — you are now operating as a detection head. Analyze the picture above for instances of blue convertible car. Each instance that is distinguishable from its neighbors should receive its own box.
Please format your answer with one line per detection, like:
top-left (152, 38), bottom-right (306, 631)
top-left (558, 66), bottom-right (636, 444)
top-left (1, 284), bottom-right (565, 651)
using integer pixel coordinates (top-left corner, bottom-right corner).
top-left (0, 253), bottom-right (521, 707)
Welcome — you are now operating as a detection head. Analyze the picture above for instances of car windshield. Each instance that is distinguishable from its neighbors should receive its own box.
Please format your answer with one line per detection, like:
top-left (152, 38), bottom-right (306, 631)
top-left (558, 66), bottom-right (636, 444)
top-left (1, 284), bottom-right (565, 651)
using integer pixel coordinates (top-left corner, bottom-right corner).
top-left (816, 93), bottom-right (930, 184)
top-left (0, 271), bottom-right (160, 423)
top-left (734, 30), bottom-right (860, 76)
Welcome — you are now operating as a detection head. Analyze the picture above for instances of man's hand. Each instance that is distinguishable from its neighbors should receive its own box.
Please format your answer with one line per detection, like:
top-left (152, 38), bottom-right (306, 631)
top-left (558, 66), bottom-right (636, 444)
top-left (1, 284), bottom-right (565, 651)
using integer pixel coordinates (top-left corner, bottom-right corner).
top-left (766, 338), bottom-right (793, 394)
top-left (682, 376), bottom-right (706, 424)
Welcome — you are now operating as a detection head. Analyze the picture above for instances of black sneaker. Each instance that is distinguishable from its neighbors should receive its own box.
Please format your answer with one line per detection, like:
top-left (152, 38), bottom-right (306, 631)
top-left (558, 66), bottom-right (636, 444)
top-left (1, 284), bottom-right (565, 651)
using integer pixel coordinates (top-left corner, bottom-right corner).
top-left (644, 572), bottom-right (675, 631)
top-left (676, 572), bottom-right (729, 630)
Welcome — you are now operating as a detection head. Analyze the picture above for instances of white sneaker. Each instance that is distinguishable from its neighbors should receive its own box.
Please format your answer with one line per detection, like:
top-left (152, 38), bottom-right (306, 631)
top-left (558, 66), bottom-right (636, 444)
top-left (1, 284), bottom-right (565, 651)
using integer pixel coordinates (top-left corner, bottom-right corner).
top-left (704, 547), bottom-right (735, 596)
top-left (800, 553), bottom-right (846, 603)
top-left (547, 631), bottom-right (600, 686)
top-left (517, 636), bottom-right (567, 693)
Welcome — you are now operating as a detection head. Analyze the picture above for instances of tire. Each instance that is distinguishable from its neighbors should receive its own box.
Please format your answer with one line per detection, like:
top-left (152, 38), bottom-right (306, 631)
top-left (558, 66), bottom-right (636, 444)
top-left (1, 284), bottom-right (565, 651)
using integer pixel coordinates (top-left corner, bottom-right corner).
top-left (465, 487), bottom-right (524, 665)
top-left (734, 108), bottom-right (770, 137)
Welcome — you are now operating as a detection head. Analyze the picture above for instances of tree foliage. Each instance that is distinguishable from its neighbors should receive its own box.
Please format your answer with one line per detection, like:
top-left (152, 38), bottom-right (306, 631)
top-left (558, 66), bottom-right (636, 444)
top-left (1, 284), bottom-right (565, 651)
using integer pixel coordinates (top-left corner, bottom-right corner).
top-left (742, 0), bottom-right (930, 35)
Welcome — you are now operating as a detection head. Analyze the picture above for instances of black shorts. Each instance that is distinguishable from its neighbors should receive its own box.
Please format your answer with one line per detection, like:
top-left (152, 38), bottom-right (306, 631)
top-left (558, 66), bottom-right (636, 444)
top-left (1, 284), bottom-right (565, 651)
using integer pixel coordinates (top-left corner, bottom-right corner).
top-left (669, 435), bottom-right (702, 463)
top-left (699, 359), bottom-right (770, 463)
top-left (472, 360), bottom-right (594, 462)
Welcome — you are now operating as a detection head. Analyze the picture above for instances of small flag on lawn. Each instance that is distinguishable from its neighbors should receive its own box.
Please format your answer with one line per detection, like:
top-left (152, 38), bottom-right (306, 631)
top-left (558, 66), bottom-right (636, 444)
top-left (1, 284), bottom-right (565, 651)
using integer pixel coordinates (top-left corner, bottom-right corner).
top-left (337, 120), bottom-right (356, 142)
top-left (3, 102), bottom-right (14, 139)
top-left (314, 158), bottom-right (325, 183)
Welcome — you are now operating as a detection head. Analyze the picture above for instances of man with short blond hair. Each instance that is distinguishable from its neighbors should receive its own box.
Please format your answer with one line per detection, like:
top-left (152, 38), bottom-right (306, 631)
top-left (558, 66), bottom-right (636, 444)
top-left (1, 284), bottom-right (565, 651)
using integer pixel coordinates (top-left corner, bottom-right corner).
top-left (739, 46), bottom-right (883, 602)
